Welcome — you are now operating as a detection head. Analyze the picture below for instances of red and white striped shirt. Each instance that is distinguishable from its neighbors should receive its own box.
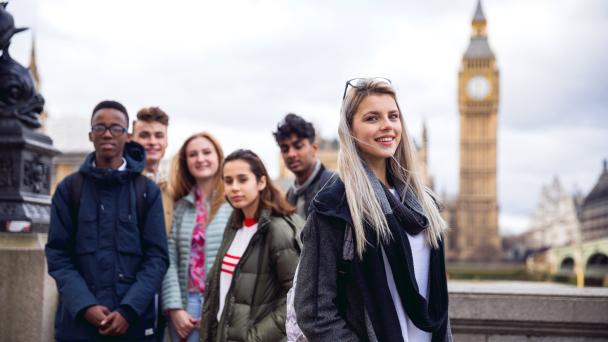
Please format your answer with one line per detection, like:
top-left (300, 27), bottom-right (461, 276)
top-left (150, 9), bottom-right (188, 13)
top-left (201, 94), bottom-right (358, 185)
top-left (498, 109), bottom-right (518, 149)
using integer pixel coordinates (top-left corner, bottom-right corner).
top-left (217, 219), bottom-right (258, 321)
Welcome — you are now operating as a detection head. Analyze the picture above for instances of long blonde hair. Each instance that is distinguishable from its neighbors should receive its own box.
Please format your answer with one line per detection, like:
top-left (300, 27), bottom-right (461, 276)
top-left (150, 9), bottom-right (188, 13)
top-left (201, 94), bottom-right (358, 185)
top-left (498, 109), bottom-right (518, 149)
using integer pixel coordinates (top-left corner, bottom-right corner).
top-left (171, 131), bottom-right (225, 222)
top-left (338, 78), bottom-right (447, 258)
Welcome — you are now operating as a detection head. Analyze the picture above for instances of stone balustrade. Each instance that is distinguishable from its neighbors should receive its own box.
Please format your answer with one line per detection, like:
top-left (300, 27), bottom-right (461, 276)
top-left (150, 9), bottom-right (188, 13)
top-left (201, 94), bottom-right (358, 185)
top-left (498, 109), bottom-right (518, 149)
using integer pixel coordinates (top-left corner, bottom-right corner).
top-left (449, 281), bottom-right (608, 341)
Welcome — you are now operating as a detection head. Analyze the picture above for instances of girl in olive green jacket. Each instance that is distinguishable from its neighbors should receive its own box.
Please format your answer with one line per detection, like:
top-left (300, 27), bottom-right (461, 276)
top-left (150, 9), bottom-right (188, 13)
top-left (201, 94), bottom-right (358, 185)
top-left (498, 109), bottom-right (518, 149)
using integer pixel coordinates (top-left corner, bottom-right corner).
top-left (200, 149), bottom-right (303, 342)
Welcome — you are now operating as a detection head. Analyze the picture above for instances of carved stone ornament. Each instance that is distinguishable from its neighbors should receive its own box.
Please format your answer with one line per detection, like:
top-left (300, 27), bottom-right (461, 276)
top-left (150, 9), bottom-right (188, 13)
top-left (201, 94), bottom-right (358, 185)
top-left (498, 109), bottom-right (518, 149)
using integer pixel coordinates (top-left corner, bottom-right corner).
top-left (23, 154), bottom-right (49, 193)
top-left (0, 155), bottom-right (18, 188)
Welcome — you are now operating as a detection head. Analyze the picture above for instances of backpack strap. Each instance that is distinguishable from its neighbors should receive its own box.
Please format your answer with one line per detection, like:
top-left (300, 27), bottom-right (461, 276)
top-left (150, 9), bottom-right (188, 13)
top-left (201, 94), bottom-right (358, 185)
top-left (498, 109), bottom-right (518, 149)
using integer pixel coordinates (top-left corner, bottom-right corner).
top-left (68, 172), bottom-right (84, 229)
top-left (133, 174), bottom-right (148, 227)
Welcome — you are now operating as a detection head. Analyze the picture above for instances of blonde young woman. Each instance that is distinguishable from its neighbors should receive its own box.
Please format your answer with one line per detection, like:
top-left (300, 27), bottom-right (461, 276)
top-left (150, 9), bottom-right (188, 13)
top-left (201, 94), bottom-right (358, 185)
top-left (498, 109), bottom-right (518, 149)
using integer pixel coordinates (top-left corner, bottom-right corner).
top-left (294, 78), bottom-right (452, 342)
top-left (162, 132), bottom-right (232, 342)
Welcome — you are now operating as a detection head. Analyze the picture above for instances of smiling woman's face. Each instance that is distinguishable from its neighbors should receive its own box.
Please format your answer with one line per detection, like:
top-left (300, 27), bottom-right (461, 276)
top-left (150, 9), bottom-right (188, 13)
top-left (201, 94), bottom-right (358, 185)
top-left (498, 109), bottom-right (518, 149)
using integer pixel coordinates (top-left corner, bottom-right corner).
top-left (186, 136), bottom-right (219, 181)
top-left (351, 94), bottom-right (402, 165)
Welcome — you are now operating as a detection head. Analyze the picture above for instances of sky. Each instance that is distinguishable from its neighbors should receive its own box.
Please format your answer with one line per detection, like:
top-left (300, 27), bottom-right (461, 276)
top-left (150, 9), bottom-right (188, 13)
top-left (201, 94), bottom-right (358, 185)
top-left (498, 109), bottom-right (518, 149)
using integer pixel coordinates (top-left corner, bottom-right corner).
top-left (6, 0), bottom-right (608, 235)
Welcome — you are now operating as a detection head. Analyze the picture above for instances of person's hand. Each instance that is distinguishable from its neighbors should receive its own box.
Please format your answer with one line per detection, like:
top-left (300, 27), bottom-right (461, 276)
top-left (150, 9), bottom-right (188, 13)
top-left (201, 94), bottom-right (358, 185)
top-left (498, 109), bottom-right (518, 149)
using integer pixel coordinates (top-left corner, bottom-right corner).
top-left (83, 305), bottom-right (110, 327)
top-left (169, 309), bottom-right (199, 339)
top-left (99, 311), bottom-right (129, 336)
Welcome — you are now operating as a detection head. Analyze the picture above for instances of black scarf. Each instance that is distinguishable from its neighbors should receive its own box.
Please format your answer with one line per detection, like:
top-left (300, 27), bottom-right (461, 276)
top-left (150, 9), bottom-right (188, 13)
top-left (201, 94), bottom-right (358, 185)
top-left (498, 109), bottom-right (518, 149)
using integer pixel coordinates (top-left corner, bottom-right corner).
top-left (352, 166), bottom-right (449, 342)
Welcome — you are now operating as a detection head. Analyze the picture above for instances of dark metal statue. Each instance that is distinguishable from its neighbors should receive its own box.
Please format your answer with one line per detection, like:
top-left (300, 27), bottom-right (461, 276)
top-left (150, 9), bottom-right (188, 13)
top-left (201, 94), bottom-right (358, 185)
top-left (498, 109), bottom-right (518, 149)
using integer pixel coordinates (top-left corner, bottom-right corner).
top-left (0, 2), bottom-right (58, 233)
top-left (0, 2), bottom-right (26, 51)
top-left (0, 2), bottom-right (44, 128)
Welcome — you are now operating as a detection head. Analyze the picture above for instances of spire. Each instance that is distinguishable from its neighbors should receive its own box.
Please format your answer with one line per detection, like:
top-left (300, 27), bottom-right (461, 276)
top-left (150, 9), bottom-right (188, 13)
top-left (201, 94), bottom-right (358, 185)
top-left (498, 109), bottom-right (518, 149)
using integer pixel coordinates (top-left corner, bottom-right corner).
top-left (28, 33), bottom-right (40, 90)
top-left (27, 33), bottom-right (47, 133)
top-left (473, 0), bottom-right (486, 22)
top-left (422, 120), bottom-right (428, 146)
top-left (603, 159), bottom-right (607, 173)
top-left (471, 0), bottom-right (488, 37)
top-left (464, 0), bottom-right (493, 58)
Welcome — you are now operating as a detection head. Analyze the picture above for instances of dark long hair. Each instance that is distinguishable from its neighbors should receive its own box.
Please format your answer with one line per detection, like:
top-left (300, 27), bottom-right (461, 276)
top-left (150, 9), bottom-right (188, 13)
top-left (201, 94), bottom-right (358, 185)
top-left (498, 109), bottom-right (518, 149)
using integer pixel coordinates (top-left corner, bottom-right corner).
top-left (223, 149), bottom-right (294, 226)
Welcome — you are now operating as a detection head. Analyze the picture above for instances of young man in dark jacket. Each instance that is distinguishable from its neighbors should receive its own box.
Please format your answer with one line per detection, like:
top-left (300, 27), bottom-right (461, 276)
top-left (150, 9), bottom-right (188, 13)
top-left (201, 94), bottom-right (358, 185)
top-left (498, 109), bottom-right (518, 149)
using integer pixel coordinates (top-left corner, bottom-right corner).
top-left (273, 113), bottom-right (334, 219)
top-left (130, 106), bottom-right (173, 235)
top-left (130, 106), bottom-right (172, 342)
top-left (46, 100), bottom-right (169, 341)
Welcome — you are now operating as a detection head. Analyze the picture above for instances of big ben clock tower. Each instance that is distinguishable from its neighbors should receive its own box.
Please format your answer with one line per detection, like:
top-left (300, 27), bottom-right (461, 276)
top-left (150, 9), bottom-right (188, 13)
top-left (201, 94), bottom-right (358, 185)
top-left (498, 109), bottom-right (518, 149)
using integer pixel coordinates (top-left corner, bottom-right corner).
top-left (453, 0), bottom-right (502, 261)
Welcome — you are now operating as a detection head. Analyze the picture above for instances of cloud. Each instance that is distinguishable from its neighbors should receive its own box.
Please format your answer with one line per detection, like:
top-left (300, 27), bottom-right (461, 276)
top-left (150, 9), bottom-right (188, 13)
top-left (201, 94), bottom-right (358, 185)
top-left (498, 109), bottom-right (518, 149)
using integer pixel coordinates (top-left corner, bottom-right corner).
top-left (7, 0), bottom-right (607, 236)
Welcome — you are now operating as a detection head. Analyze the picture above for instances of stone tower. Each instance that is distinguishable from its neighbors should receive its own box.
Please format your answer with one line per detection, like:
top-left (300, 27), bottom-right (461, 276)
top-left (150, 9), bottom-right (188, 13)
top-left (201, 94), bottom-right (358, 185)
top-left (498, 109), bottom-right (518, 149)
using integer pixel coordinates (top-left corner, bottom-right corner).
top-left (452, 0), bottom-right (502, 261)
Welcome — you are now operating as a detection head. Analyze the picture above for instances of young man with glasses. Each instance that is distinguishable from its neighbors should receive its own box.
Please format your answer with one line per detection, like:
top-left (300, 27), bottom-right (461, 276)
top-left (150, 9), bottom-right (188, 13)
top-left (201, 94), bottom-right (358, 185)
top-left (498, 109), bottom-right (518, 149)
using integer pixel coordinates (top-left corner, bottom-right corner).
top-left (273, 113), bottom-right (334, 219)
top-left (46, 100), bottom-right (169, 341)
top-left (130, 106), bottom-right (172, 342)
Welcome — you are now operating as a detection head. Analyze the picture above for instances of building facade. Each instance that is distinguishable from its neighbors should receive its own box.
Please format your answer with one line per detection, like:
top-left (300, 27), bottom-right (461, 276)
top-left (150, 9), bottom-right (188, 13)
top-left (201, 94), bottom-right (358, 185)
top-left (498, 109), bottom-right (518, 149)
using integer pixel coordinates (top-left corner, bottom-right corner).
top-left (504, 176), bottom-right (582, 262)
top-left (526, 176), bottom-right (581, 248)
top-left (447, 0), bottom-right (502, 261)
top-left (581, 160), bottom-right (608, 241)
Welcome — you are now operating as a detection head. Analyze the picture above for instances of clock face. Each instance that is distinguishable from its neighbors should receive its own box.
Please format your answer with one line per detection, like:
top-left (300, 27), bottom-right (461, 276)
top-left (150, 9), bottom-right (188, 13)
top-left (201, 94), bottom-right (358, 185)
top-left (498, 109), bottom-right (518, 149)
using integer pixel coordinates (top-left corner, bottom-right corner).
top-left (466, 76), bottom-right (491, 100)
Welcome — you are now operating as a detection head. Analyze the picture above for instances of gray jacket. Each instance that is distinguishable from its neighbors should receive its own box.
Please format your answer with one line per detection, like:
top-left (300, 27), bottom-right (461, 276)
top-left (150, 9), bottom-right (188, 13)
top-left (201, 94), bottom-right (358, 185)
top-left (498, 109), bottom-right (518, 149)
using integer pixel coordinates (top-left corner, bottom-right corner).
top-left (294, 178), bottom-right (452, 342)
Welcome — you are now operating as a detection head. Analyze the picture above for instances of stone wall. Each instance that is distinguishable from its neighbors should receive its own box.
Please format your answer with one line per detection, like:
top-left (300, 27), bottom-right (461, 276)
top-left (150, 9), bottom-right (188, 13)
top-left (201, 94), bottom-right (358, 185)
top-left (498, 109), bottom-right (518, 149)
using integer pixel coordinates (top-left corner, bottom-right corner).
top-left (2, 245), bottom-right (608, 342)
top-left (0, 234), bottom-right (56, 342)
top-left (450, 281), bottom-right (608, 341)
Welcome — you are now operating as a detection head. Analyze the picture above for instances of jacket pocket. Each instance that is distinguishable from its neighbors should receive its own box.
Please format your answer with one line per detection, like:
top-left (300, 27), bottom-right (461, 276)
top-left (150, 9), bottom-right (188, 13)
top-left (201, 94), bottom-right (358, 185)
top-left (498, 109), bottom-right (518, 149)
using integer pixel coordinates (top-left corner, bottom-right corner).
top-left (117, 216), bottom-right (142, 255)
top-left (336, 259), bottom-right (352, 314)
top-left (116, 272), bottom-right (136, 297)
top-left (74, 217), bottom-right (97, 254)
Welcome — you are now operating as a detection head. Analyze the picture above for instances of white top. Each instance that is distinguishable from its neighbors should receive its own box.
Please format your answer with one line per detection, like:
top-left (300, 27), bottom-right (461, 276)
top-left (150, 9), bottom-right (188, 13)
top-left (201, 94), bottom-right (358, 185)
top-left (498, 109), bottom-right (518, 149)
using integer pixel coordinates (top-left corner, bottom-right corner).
top-left (217, 223), bottom-right (258, 321)
top-left (384, 189), bottom-right (431, 342)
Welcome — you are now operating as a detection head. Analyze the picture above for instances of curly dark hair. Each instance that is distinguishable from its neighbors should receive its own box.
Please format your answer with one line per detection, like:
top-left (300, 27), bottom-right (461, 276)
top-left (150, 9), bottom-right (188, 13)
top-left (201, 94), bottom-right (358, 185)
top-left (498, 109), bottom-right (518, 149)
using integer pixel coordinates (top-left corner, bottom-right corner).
top-left (273, 113), bottom-right (316, 144)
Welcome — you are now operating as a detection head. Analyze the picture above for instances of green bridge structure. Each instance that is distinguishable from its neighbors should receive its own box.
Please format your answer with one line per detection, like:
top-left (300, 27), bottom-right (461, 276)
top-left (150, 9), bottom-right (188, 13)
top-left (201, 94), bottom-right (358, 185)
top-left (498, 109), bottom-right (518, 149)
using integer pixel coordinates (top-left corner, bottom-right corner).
top-left (528, 238), bottom-right (608, 287)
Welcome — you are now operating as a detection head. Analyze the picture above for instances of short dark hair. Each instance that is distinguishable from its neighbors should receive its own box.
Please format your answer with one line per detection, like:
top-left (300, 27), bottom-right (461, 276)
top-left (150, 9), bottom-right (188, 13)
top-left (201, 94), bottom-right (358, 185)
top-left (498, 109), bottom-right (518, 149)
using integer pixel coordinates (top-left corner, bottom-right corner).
top-left (91, 100), bottom-right (129, 128)
top-left (135, 106), bottom-right (169, 126)
top-left (273, 113), bottom-right (316, 144)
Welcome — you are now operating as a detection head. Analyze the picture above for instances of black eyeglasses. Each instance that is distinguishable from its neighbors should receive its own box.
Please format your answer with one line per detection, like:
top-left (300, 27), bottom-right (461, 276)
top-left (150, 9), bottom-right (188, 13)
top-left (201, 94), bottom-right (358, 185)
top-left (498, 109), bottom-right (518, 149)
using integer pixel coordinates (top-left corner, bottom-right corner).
top-left (342, 77), bottom-right (392, 99)
top-left (91, 124), bottom-right (128, 137)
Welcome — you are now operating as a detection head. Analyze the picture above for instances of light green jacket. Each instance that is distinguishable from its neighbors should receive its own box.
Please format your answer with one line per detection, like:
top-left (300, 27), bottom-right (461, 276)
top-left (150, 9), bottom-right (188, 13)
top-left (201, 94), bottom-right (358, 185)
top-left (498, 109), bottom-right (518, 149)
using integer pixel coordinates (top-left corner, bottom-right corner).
top-left (161, 191), bottom-right (232, 311)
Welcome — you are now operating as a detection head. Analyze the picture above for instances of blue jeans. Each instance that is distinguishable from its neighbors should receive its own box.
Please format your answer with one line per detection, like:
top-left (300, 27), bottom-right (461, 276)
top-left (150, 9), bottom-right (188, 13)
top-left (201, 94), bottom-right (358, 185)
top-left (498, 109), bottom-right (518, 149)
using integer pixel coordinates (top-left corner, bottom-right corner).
top-left (169, 292), bottom-right (203, 342)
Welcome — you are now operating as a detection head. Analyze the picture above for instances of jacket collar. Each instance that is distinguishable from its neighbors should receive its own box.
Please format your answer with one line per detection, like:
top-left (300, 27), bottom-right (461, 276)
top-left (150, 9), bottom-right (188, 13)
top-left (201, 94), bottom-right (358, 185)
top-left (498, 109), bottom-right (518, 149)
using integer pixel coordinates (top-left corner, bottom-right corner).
top-left (183, 187), bottom-right (216, 208)
top-left (79, 141), bottom-right (146, 184)
top-left (292, 160), bottom-right (322, 193)
top-left (183, 188), bottom-right (197, 204)
top-left (229, 208), bottom-right (272, 232)
top-left (309, 177), bottom-right (353, 225)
